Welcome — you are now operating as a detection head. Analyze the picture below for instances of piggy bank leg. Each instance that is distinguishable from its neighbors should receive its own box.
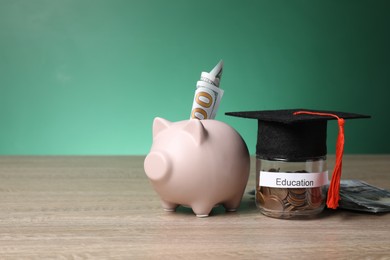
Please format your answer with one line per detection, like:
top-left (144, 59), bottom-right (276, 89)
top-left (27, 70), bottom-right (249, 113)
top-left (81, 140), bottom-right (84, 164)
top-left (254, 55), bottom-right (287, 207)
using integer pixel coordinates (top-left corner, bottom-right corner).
top-left (161, 200), bottom-right (178, 212)
top-left (223, 195), bottom-right (243, 212)
top-left (191, 203), bottom-right (214, 218)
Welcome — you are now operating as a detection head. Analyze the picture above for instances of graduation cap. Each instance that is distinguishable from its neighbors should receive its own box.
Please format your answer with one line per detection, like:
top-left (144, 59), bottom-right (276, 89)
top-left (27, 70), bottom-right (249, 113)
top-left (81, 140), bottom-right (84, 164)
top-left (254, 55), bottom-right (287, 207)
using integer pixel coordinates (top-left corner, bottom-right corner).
top-left (225, 109), bottom-right (370, 209)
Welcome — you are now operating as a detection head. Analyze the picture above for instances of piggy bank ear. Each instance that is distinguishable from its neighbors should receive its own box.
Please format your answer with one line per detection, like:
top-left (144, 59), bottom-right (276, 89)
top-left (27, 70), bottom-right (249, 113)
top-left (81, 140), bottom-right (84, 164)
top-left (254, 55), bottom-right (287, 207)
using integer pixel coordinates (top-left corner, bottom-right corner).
top-left (183, 119), bottom-right (206, 145)
top-left (153, 117), bottom-right (171, 138)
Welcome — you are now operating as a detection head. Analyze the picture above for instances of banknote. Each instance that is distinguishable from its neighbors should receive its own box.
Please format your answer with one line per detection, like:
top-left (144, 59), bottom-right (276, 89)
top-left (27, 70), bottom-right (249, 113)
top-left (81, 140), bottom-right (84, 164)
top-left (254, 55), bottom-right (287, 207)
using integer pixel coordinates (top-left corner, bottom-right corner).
top-left (336, 180), bottom-right (390, 213)
top-left (200, 60), bottom-right (224, 87)
top-left (190, 60), bottom-right (224, 120)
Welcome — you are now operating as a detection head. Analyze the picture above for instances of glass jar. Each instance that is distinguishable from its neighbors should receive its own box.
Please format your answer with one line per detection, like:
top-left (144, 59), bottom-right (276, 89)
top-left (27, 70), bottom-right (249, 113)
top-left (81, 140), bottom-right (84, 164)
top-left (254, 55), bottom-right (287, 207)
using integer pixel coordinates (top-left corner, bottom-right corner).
top-left (255, 156), bottom-right (328, 219)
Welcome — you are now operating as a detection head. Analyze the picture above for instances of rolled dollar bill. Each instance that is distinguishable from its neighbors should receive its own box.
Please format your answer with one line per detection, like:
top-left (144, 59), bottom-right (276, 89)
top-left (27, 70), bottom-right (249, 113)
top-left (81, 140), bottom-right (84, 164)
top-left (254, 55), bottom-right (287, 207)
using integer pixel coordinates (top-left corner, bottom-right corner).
top-left (200, 60), bottom-right (223, 87)
top-left (200, 72), bottom-right (220, 87)
top-left (190, 61), bottom-right (224, 120)
top-left (191, 81), bottom-right (224, 120)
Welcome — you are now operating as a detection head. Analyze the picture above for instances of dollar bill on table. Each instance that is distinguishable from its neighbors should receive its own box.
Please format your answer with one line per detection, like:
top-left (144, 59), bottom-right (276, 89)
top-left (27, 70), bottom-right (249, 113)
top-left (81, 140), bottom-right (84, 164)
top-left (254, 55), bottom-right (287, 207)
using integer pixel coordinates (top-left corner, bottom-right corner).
top-left (190, 60), bottom-right (224, 120)
top-left (336, 180), bottom-right (390, 213)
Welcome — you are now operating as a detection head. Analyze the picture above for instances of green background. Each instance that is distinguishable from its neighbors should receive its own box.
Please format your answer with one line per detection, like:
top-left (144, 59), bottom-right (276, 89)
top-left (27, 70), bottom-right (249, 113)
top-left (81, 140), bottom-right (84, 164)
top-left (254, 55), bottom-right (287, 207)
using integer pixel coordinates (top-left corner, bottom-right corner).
top-left (1, 0), bottom-right (389, 155)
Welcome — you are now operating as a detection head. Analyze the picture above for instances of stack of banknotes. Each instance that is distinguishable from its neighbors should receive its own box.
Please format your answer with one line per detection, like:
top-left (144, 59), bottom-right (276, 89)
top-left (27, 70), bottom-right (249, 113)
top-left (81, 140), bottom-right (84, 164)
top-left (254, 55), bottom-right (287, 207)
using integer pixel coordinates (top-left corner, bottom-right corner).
top-left (336, 180), bottom-right (390, 213)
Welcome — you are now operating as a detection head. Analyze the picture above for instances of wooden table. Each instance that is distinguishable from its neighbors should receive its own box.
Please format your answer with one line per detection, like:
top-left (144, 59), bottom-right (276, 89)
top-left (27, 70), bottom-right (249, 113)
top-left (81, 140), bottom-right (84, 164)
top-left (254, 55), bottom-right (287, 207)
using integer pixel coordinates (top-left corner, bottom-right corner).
top-left (0, 155), bottom-right (389, 259)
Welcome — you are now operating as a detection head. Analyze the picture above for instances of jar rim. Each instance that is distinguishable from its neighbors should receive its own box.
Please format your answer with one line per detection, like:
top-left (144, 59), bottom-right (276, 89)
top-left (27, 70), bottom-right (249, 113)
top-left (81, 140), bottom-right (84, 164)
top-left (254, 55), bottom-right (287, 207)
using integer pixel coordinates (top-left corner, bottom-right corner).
top-left (256, 155), bottom-right (327, 162)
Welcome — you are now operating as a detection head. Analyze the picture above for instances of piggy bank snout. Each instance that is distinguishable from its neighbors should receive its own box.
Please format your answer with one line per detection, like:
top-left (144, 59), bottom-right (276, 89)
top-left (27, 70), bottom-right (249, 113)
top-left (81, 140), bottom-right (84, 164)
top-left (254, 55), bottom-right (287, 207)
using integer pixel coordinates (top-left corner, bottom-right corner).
top-left (144, 151), bottom-right (171, 181)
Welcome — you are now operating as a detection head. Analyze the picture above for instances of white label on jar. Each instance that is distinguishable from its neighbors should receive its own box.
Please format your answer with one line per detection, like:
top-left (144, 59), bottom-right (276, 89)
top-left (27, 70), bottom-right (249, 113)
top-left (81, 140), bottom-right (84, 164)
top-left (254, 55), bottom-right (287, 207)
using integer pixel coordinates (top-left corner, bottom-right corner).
top-left (259, 171), bottom-right (329, 188)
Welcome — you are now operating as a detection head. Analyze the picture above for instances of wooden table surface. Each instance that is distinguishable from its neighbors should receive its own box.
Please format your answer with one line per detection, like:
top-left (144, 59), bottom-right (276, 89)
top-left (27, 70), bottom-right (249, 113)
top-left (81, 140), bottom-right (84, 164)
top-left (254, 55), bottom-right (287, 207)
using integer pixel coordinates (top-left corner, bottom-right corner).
top-left (0, 155), bottom-right (389, 259)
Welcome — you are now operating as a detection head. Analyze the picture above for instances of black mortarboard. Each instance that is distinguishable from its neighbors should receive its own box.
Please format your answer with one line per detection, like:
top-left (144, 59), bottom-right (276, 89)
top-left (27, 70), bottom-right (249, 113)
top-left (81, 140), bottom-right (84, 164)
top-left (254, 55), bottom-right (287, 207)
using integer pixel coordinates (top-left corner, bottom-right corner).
top-left (225, 108), bottom-right (370, 209)
top-left (225, 109), bottom-right (370, 161)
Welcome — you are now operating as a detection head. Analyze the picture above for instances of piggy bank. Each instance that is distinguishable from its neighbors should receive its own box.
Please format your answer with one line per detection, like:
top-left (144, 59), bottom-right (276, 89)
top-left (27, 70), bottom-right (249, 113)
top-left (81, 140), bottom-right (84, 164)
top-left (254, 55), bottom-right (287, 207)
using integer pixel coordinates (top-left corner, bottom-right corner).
top-left (144, 117), bottom-right (250, 217)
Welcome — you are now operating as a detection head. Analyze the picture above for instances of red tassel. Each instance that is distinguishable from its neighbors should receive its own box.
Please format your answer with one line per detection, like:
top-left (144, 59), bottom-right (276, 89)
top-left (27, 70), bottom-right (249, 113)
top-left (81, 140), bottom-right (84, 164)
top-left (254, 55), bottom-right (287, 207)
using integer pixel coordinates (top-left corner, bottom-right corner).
top-left (326, 117), bottom-right (344, 209)
top-left (293, 111), bottom-right (345, 209)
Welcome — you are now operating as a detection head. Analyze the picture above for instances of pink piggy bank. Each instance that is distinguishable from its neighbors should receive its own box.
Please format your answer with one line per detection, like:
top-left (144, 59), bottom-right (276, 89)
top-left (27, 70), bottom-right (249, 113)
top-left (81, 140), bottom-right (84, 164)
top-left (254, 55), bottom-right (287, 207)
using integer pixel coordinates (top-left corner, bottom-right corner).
top-left (144, 117), bottom-right (250, 217)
